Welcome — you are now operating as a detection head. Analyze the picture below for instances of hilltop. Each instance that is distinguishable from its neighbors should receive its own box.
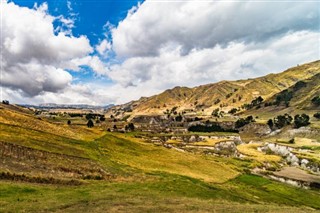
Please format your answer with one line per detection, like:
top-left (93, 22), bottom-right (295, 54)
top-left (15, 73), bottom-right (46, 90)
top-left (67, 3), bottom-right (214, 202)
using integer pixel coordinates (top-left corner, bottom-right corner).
top-left (109, 60), bottom-right (320, 118)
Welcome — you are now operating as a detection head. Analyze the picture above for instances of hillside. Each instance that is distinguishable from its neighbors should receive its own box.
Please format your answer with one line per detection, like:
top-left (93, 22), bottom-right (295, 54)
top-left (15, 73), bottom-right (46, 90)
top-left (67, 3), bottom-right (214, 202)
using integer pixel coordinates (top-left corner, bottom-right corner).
top-left (109, 60), bottom-right (320, 117)
top-left (2, 102), bottom-right (320, 212)
top-left (242, 72), bottom-right (320, 120)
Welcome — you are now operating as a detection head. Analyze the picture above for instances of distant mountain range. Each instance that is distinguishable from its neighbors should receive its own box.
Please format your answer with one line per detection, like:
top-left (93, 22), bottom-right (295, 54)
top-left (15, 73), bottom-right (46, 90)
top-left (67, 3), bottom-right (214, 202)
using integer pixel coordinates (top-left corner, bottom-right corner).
top-left (109, 60), bottom-right (320, 118)
top-left (21, 103), bottom-right (115, 110)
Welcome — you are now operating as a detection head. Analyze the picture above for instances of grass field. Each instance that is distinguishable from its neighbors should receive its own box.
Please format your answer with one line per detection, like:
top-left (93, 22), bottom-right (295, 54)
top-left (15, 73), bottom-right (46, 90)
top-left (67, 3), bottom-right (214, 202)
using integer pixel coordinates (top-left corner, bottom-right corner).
top-left (1, 103), bottom-right (320, 212)
top-left (237, 143), bottom-right (282, 163)
top-left (1, 173), bottom-right (319, 212)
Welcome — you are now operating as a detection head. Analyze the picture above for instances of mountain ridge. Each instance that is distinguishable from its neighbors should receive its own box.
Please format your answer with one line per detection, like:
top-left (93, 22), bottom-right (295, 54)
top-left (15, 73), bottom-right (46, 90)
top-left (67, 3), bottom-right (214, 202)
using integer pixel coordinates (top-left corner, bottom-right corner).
top-left (108, 60), bottom-right (320, 117)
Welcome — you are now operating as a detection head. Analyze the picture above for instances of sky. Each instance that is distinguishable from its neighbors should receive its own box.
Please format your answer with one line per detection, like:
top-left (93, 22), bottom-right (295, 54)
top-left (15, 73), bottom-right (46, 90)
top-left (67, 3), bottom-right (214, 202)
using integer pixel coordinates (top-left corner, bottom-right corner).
top-left (1, 0), bottom-right (319, 105)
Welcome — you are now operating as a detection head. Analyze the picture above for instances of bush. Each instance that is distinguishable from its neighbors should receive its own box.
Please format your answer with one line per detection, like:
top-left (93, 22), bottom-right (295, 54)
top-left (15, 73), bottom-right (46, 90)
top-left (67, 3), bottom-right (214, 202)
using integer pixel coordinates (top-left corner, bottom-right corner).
top-left (2, 100), bottom-right (9, 105)
top-left (228, 108), bottom-right (238, 114)
top-left (87, 119), bottom-right (94, 128)
top-left (311, 96), bottom-right (320, 106)
top-left (212, 108), bottom-right (220, 117)
top-left (267, 119), bottom-right (273, 129)
top-left (125, 123), bottom-right (135, 131)
top-left (188, 123), bottom-right (237, 133)
top-left (274, 114), bottom-right (292, 129)
top-left (294, 114), bottom-right (310, 128)
top-left (235, 116), bottom-right (254, 129)
top-left (275, 90), bottom-right (293, 106)
top-left (314, 112), bottom-right (320, 119)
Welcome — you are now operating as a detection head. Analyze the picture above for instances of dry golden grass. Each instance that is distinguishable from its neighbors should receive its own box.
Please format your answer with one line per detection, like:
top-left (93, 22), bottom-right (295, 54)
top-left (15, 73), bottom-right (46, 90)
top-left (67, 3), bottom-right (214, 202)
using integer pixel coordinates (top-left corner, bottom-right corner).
top-left (237, 143), bottom-right (281, 163)
top-left (194, 138), bottom-right (227, 146)
top-left (103, 133), bottom-right (239, 183)
top-left (0, 106), bottom-right (104, 141)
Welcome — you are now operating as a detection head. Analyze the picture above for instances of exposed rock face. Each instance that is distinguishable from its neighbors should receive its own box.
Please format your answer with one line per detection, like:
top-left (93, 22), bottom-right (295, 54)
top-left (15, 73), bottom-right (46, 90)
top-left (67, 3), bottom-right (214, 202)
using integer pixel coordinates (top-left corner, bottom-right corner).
top-left (261, 143), bottom-right (320, 173)
top-left (240, 123), bottom-right (271, 136)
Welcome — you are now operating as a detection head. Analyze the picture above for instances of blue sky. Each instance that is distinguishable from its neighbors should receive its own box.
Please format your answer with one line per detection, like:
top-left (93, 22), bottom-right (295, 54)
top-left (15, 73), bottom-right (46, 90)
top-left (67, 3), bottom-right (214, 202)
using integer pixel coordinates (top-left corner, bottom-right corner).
top-left (11, 0), bottom-right (141, 84)
top-left (1, 0), bottom-right (319, 105)
top-left (13, 0), bottom-right (141, 41)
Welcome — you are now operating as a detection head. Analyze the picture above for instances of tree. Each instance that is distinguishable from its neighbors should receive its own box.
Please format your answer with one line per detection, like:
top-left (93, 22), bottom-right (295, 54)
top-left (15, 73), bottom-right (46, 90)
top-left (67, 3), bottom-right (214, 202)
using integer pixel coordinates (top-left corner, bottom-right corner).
top-left (175, 115), bottom-right (183, 122)
top-left (67, 120), bottom-right (71, 125)
top-left (267, 119), bottom-right (273, 129)
top-left (228, 108), bottom-right (238, 114)
top-left (2, 100), bottom-right (9, 105)
top-left (235, 116), bottom-right (255, 129)
top-left (274, 114), bottom-right (292, 129)
top-left (87, 119), bottom-right (94, 128)
top-left (294, 114), bottom-right (310, 128)
top-left (275, 90), bottom-right (293, 106)
top-left (85, 113), bottom-right (95, 120)
top-left (311, 96), bottom-right (320, 106)
top-left (314, 112), bottom-right (320, 119)
top-left (127, 123), bottom-right (135, 131)
top-left (212, 108), bottom-right (220, 117)
top-left (99, 115), bottom-right (106, 121)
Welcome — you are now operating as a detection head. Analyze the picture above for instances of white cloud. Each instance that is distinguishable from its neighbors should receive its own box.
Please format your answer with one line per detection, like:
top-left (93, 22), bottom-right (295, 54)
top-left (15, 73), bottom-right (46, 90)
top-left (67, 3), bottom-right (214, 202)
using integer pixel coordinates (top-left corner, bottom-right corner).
top-left (112, 1), bottom-right (319, 58)
top-left (96, 39), bottom-right (112, 56)
top-left (103, 1), bottom-right (320, 104)
top-left (1, 1), bottom-right (107, 99)
top-left (2, 0), bottom-right (319, 105)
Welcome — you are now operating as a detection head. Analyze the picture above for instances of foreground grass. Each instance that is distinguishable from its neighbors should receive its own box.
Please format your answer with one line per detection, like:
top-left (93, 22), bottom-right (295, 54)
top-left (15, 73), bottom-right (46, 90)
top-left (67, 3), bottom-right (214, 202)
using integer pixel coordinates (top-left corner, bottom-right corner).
top-left (1, 173), bottom-right (319, 213)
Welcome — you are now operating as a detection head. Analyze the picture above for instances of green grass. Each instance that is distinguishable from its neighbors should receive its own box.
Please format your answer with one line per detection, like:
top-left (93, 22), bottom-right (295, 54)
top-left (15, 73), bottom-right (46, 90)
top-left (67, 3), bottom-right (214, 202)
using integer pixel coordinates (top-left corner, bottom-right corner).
top-left (1, 174), bottom-right (319, 212)
top-left (1, 104), bottom-right (320, 212)
top-left (96, 133), bottom-right (239, 183)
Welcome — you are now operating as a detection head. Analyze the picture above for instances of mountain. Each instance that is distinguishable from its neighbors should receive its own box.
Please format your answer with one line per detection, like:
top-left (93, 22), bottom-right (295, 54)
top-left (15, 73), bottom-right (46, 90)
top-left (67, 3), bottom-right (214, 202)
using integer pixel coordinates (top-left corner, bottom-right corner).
top-left (109, 60), bottom-right (320, 117)
top-left (241, 72), bottom-right (320, 119)
top-left (22, 103), bottom-right (114, 109)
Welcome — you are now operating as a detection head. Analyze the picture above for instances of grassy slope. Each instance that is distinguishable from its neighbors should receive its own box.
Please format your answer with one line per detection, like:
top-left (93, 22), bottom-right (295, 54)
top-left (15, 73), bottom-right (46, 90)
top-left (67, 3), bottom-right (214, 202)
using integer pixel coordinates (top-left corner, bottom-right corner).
top-left (1, 104), bottom-right (320, 212)
top-left (242, 72), bottom-right (320, 121)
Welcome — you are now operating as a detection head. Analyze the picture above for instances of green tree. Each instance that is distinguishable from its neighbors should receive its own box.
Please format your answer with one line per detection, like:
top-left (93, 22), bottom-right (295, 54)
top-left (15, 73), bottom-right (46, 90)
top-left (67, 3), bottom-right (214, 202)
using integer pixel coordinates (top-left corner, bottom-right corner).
top-left (294, 114), bottom-right (310, 128)
top-left (274, 114), bottom-right (292, 129)
top-left (311, 96), bottom-right (320, 106)
top-left (314, 112), bottom-right (320, 119)
top-left (267, 119), bottom-right (273, 129)
top-left (87, 119), bottom-right (94, 128)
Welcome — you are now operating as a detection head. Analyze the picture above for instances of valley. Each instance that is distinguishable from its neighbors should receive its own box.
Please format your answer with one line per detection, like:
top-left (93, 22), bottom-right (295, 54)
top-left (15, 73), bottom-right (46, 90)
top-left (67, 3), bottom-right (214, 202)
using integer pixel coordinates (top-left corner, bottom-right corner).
top-left (1, 61), bottom-right (320, 212)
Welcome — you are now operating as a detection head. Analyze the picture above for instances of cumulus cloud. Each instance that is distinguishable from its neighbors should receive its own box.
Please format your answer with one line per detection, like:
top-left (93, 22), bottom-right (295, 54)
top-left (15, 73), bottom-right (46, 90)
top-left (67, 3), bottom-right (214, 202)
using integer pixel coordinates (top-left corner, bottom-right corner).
top-left (103, 0), bottom-right (320, 103)
top-left (96, 39), bottom-right (112, 57)
top-left (112, 1), bottom-right (319, 58)
top-left (2, 0), bottom-right (319, 105)
top-left (1, 1), bottom-right (108, 100)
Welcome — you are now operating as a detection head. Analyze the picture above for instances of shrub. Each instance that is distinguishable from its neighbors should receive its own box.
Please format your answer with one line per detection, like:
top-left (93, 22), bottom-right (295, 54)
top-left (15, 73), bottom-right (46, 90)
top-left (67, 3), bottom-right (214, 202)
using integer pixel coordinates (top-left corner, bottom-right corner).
top-left (87, 119), bottom-right (94, 128)
top-left (311, 96), bottom-right (320, 106)
top-left (294, 114), bottom-right (310, 128)
top-left (314, 112), bottom-right (320, 119)
top-left (235, 116), bottom-right (255, 129)
top-left (274, 114), bottom-right (292, 129)
top-left (2, 100), bottom-right (9, 105)
top-left (228, 108), bottom-right (238, 114)
top-left (267, 119), bottom-right (273, 129)
top-left (275, 90), bottom-right (293, 106)
top-left (212, 108), bottom-right (220, 117)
